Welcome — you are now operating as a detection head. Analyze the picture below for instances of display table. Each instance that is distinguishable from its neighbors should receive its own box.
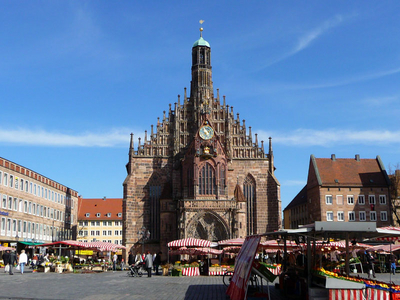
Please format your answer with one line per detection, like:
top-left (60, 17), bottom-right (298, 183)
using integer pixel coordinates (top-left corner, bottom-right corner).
top-left (182, 267), bottom-right (200, 276)
top-left (209, 271), bottom-right (225, 276)
top-left (329, 288), bottom-right (390, 300)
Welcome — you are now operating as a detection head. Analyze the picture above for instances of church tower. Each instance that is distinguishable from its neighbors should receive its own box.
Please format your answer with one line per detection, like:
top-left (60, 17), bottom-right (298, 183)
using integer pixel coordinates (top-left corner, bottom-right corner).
top-left (123, 25), bottom-right (281, 258)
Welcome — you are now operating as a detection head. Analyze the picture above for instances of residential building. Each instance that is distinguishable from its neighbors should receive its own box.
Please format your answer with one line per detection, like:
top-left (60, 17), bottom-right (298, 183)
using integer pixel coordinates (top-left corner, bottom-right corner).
top-left (77, 198), bottom-right (123, 245)
top-left (284, 154), bottom-right (392, 228)
top-left (0, 156), bottom-right (78, 246)
top-left (123, 28), bottom-right (281, 257)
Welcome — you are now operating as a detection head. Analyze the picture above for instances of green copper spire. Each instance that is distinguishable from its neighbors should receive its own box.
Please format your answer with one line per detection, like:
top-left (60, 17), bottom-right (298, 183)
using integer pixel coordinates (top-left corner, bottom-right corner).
top-left (193, 21), bottom-right (210, 48)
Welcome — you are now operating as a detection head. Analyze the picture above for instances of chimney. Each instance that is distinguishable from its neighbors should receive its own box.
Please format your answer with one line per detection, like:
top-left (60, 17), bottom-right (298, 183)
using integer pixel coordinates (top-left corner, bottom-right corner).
top-left (331, 154), bottom-right (336, 161)
top-left (355, 154), bottom-right (360, 161)
top-left (103, 197), bottom-right (106, 201)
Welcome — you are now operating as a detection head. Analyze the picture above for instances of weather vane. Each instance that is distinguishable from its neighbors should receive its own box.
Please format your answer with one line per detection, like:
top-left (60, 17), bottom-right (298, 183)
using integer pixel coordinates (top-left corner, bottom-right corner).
top-left (199, 20), bottom-right (204, 37)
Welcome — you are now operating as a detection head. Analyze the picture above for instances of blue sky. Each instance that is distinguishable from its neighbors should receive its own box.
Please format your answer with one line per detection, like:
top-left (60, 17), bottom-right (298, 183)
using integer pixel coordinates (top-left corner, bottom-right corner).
top-left (1, 1), bottom-right (400, 213)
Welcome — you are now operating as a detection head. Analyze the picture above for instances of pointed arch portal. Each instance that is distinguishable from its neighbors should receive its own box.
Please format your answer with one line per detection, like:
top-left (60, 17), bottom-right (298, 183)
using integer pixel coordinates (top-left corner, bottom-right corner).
top-left (186, 211), bottom-right (229, 242)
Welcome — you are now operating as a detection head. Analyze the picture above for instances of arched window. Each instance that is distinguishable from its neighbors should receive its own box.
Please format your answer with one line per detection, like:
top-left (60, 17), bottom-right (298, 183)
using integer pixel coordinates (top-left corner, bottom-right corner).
top-left (244, 175), bottom-right (256, 235)
top-left (219, 165), bottom-right (226, 195)
top-left (199, 163), bottom-right (216, 195)
top-left (149, 182), bottom-right (161, 240)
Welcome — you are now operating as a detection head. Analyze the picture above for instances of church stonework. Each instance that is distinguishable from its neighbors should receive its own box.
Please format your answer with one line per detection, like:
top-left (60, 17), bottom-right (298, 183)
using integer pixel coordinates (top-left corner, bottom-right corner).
top-left (123, 30), bottom-right (281, 257)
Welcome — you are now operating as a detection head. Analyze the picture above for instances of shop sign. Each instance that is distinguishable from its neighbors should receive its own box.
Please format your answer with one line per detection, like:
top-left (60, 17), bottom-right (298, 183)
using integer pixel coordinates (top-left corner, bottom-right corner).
top-left (76, 250), bottom-right (94, 255)
top-left (226, 235), bottom-right (261, 300)
top-left (10, 242), bottom-right (17, 246)
top-left (3, 243), bottom-right (9, 247)
top-left (0, 211), bottom-right (9, 216)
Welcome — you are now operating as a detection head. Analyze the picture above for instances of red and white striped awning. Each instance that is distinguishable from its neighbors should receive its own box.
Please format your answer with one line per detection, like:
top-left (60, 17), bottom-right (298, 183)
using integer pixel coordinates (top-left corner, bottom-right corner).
top-left (0, 246), bottom-right (16, 251)
top-left (218, 238), bottom-right (245, 246)
top-left (169, 247), bottom-right (222, 255)
top-left (40, 240), bottom-right (126, 252)
top-left (368, 244), bottom-right (400, 253)
top-left (223, 246), bottom-right (241, 254)
top-left (376, 227), bottom-right (400, 241)
top-left (167, 238), bottom-right (216, 248)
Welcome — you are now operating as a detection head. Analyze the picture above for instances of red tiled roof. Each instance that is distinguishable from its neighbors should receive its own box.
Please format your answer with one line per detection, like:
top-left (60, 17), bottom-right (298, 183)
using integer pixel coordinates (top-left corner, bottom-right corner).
top-left (313, 157), bottom-right (388, 187)
top-left (78, 198), bottom-right (122, 220)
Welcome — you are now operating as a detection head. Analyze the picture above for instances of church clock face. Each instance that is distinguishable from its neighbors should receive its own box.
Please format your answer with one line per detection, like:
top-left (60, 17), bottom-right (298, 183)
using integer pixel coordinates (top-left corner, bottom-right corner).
top-left (199, 125), bottom-right (214, 140)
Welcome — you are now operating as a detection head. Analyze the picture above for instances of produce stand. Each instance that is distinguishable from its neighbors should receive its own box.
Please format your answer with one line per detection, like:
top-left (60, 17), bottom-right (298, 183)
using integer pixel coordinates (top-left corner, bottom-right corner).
top-left (275, 222), bottom-right (400, 300)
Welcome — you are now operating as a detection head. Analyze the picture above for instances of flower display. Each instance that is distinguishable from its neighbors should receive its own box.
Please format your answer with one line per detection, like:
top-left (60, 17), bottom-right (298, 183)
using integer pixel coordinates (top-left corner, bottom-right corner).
top-left (314, 267), bottom-right (400, 293)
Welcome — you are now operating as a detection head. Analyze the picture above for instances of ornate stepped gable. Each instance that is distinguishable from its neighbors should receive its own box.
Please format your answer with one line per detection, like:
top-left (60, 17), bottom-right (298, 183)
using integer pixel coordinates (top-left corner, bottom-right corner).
top-left (133, 92), bottom-right (267, 160)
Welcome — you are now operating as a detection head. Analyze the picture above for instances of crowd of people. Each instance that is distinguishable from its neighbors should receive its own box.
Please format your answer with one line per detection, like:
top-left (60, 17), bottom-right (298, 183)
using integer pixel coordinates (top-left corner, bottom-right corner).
top-left (127, 250), bottom-right (162, 277)
top-left (2, 249), bottom-right (29, 275)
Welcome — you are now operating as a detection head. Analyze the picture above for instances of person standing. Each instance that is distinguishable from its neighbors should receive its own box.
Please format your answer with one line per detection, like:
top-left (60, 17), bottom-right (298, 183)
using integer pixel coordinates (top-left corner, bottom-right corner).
top-left (154, 251), bottom-right (162, 275)
top-left (120, 258), bottom-right (125, 271)
top-left (391, 254), bottom-right (397, 275)
top-left (128, 251), bottom-right (135, 266)
top-left (144, 251), bottom-right (153, 277)
top-left (2, 250), bottom-right (11, 274)
top-left (365, 250), bottom-right (376, 279)
top-left (112, 253), bottom-right (118, 272)
top-left (18, 250), bottom-right (28, 275)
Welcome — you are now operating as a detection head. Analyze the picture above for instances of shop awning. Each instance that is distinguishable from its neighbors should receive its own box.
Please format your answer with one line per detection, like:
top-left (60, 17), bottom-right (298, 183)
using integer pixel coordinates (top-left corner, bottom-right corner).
top-left (40, 240), bottom-right (126, 252)
top-left (167, 238), bottom-right (217, 248)
top-left (218, 238), bottom-right (245, 246)
top-left (18, 241), bottom-right (44, 246)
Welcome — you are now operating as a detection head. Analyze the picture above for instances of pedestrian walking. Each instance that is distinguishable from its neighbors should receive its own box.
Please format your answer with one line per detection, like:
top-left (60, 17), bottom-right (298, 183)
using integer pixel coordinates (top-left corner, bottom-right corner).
top-left (144, 251), bottom-right (153, 277)
top-left (3, 250), bottom-right (17, 275)
top-left (113, 253), bottom-right (118, 272)
top-left (18, 250), bottom-right (28, 274)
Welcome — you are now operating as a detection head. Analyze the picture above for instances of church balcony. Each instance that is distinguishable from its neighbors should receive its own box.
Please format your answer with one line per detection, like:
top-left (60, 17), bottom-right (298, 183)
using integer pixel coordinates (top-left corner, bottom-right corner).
top-left (178, 198), bottom-right (237, 211)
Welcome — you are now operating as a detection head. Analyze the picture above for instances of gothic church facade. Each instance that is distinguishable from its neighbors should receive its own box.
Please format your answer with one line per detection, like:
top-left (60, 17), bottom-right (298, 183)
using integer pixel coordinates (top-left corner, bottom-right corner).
top-left (123, 29), bottom-right (281, 255)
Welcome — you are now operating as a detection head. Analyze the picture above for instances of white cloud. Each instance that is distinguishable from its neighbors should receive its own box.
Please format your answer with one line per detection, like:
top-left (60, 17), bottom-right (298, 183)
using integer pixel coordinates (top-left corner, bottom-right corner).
top-left (260, 14), bottom-right (346, 68)
top-left (0, 128), bottom-right (138, 147)
top-left (257, 129), bottom-right (400, 147)
top-left (282, 66), bottom-right (400, 90)
top-left (362, 95), bottom-right (399, 106)
top-left (293, 15), bottom-right (344, 54)
top-left (2, 127), bottom-right (400, 149)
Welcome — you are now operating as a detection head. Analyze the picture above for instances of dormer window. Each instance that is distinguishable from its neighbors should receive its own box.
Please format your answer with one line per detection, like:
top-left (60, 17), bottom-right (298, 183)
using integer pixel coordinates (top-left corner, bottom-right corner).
top-left (85, 213), bottom-right (90, 217)
top-left (107, 213), bottom-right (111, 217)
top-left (96, 213), bottom-right (101, 217)
top-left (117, 213), bottom-right (122, 217)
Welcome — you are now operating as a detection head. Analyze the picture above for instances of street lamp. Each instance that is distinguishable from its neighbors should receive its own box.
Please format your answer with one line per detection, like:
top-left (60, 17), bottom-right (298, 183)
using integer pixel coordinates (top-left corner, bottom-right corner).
top-left (15, 234), bottom-right (19, 242)
top-left (137, 226), bottom-right (150, 254)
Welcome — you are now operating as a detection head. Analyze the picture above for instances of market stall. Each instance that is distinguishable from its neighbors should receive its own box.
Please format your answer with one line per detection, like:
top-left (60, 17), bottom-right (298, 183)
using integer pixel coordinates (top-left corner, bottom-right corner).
top-left (226, 222), bottom-right (400, 300)
top-left (167, 238), bottom-right (219, 276)
top-left (39, 240), bottom-right (126, 273)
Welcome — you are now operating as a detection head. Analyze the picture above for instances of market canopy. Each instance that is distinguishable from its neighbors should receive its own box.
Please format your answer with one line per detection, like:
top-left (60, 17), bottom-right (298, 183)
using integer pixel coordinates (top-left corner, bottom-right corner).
top-left (367, 244), bottom-right (400, 253)
top-left (169, 247), bottom-right (222, 256)
top-left (218, 238), bottom-right (245, 246)
top-left (376, 226), bottom-right (400, 241)
top-left (0, 246), bottom-right (15, 251)
top-left (40, 240), bottom-right (126, 252)
top-left (167, 238), bottom-right (217, 248)
top-left (19, 241), bottom-right (45, 246)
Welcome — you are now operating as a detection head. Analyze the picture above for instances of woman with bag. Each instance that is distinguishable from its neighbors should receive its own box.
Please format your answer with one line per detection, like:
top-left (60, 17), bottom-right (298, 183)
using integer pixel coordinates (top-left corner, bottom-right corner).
top-left (18, 250), bottom-right (28, 274)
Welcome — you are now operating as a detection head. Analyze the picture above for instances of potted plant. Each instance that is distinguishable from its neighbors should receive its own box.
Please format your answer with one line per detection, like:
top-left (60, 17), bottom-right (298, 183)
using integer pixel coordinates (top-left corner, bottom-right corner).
top-left (172, 265), bottom-right (182, 276)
